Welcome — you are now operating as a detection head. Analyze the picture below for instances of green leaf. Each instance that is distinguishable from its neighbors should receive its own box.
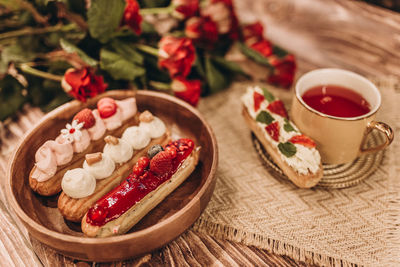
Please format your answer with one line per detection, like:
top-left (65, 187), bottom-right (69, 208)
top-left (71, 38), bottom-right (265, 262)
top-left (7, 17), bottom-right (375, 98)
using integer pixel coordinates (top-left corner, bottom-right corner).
top-left (100, 49), bottom-right (145, 81)
top-left (278, 142), bottom-right (297, 158)
top-left (283, 118), bottom-right (297, 133)
top-left (205, 56), bottom-right (229, 94)
top-left (87, 0), bottom-right (125, 43)
top-left (0, 75), bottom-right (27, 121)
top-left (261, 87), bottom-right (275, 102)
top-left (272, 45), bottom-right (289, 58)
top-left (212, 56), bottom-right (248, 77)
top-left (255, 111), bottom-right (274, 125)
top-left (60, 38), bottom-right (98, 66)
top-left (238, 42), bottom-right (271, 67)
top-left (1, 44), bottom-right (36, 65)
top-left (110, 40), bottom-right (143, 65)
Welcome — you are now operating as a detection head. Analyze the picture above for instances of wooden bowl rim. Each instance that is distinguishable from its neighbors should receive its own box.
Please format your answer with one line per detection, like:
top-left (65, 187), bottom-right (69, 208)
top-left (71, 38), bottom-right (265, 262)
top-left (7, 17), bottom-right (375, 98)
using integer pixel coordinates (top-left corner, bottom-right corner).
top-left (6, 90), bottom-right (218, 244)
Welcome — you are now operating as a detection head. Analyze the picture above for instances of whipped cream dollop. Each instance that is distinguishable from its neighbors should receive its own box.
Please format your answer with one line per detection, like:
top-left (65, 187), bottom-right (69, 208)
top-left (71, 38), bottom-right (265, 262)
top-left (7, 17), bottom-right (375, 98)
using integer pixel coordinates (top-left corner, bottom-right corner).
top-left (62, 168), bottom-right (96, 198)
top-left (32, 141), bottom-right (58, 182)
top-left (285, 145), bottom-right (321, 174)
top-left (54, 135), bottom-right (74, 165)
top-left (102, 108), bottom-right (123, 130)
top-left (88, 109), bottom-right (106, 140)
top-left (83, 153), bottom-right (115, 179)
top-left (103, 138), bottom-right (133, 164)
top-left (71, 129), bottom-right (91, 153)
top-left (140, 117), bottom-right (166, 138)
top-left (116, 98), bottom-right (137, 121)
top-left (122, 126), bottom-right (151, 150)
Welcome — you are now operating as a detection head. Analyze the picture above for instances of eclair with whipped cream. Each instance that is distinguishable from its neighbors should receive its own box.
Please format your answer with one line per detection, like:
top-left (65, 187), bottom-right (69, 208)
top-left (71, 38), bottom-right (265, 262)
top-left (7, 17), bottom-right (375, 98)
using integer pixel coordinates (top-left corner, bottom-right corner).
top-left (29, 97), bottom-right (139, 196)
top-left (58, 111), bottom-right (170, 222)
top-left (241, 86), bottom-right (323, 188)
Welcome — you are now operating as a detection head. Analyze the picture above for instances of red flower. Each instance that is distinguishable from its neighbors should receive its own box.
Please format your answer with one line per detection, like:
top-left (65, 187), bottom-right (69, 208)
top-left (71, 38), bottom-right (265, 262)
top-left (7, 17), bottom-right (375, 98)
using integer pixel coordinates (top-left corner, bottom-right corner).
top-left (172, 0), bottom-right (199, 19)
top-left (171, 78), bottom-right (201, 106)
top-left (61, 68), bottom-right (108, 102)
top-left (121, 0), bottom-right (142, 35)
top-left (267, 54), bottom-right (297, 89)
top-left (251, 39), bottom-right (273, 58)
top-left (185, 16), bottom-right (218, 47)
top-left (201, 0), bottom-right (239, 40)
top-left (158, 36), bottom-right (196, 78)
top-left (242, 22), bottom-right (264, 46)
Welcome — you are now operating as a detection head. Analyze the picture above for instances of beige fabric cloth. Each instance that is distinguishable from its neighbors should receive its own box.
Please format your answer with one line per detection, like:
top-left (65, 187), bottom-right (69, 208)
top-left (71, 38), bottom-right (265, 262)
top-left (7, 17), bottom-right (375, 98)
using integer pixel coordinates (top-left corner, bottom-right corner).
top-left (194, 78), bottom-right (399, 267)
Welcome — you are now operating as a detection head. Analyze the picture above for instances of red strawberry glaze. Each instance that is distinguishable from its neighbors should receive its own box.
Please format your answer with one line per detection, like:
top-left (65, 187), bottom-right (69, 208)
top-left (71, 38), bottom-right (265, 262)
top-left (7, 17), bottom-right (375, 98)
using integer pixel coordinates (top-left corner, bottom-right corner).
top-left (267, 100), bottom-right (288, 118)
top-left (253, 92), bottom-right (264, 112)
top-left (265, 121), bottom-right (280, 141)
top-left (289, 134), bottom-right (316, 148)
top-left (86, 138), bottom-right (195, 227)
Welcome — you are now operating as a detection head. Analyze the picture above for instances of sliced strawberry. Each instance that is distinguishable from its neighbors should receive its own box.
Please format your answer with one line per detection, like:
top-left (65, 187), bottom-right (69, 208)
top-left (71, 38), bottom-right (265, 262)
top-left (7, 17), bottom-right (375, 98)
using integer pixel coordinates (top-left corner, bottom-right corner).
top-left (265, 121), bottom-right (280, 141)
top-left (253, 91), bottom-right (264, 112)
top-left (289, 134), bottom-right (316, 148)
top-left (73, 108), bottom-right (95, 129)
top-left (267, 100), bottom-right (288, 118)
top-left (150, 151), bottom-right (173, 176)
top-left (98, 97), bottom-right (117, 118)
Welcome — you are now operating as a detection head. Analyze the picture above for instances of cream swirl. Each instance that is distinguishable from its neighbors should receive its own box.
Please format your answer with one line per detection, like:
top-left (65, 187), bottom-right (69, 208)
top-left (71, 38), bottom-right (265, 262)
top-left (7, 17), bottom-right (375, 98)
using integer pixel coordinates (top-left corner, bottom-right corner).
top-left (102, 108), bottom-right (123, 130)
top-left (140, 116), bottom-right (166, 138)
top-left (54, 135), bottom-right (74, 165)
top-left (72, 129), bottom-right (91, 153)
top-left (32, 141), bottom-right (57, 182)
top-left (87, 109), bottom-right (106, 140)
top-left (83, 154), bottom-right (115, 179)
top-left (116, 98), bottom-right (137, 121)
top-left (122, 126), bottom-right (151, 150)
top-left (103, 138), bottom-right (133, 164)
top-left (61, 168), bottom-right (96, 198)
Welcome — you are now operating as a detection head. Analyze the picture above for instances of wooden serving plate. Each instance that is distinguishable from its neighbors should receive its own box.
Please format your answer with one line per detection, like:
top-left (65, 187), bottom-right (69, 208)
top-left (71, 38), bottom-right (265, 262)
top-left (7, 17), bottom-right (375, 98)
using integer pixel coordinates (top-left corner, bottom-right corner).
top-left (6, 90), bottom-right (218, 262)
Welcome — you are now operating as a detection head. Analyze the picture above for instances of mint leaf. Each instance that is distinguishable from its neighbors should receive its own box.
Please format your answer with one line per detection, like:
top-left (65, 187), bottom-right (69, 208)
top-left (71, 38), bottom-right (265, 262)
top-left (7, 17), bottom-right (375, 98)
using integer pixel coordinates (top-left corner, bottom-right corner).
top-left (100, 49), bottom-right (145, 81)
top-left (261, 87), bottom-right (275, 102)
top-left (283, 118), bottom-right (297, 133)
top-left (110, 40), bottom-right (143, 65)
top-left (87, 0), bottom-right (125, 43)
top-left (278, 142), bottom-right (297, 157)
top-left (238, 42), bottom-right (271, 67)
top-left (255, 111), bottom-right (274, 125)
top-left (205, 57), bottom-right (229, 93)
top-left (60, 38), bottom-right (98, 66)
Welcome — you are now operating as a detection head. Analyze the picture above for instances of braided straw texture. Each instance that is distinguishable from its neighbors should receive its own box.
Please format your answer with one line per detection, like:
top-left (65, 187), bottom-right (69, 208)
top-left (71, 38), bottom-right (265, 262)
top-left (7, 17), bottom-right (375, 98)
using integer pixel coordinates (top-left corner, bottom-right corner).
top-left (194, 77), bottom-right (399, 267)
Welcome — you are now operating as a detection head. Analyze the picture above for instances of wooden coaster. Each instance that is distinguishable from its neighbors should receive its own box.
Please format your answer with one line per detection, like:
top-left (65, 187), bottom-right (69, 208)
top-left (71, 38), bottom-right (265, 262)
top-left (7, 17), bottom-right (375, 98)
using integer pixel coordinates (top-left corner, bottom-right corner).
top-left (252, 131), bottom-right (385, 189)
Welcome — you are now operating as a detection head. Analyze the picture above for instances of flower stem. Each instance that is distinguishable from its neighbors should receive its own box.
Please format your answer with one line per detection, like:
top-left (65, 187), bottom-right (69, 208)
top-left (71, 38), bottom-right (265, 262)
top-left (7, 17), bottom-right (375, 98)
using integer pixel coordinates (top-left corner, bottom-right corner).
top-left (0, 23), bottom-right (78, 40)
top-left (19, 63), bottom-right (63, 82)
top-left (135, 44), bottom-right (159, 57)
top-left (149, 81), bottom-right (171, 91)
top-left (140, 5), bottom-right (175, 16)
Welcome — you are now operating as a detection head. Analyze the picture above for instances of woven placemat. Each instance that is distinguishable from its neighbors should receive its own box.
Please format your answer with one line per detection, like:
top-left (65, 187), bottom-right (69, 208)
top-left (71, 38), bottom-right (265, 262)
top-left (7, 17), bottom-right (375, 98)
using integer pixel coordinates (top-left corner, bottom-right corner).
top-left (252, 130), bottom-right (385, 189)
top-left (193, 77), bottom-right (399, 267)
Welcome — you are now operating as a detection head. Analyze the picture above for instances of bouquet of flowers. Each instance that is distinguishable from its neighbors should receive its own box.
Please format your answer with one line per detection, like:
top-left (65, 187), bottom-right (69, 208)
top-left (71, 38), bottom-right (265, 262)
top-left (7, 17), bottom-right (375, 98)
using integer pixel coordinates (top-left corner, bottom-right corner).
top-left (0, 0), bottom-right (296, 121)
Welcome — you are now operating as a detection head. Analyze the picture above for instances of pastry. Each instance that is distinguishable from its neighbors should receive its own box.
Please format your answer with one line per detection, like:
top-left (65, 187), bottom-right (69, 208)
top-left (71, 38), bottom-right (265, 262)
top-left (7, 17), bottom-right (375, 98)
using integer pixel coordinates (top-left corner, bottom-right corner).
top-left (58, 112), bottom-right (170, 222)
top-left (241, 86), bottom-right (323, 188)
top-left (81, 138), bottom-right (200, 237)
top-left (29, 97), bottom-right (138, 196)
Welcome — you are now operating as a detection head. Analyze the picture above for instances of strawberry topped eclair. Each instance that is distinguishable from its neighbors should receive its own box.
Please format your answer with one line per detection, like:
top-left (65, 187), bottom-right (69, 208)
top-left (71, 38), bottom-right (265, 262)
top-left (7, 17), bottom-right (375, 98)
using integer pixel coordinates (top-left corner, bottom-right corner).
top-left (57, 111), bottom-right (170, 222)
top-left (241, 86), bottom-right (323, 188)
top-left (82, 138), bottom-right (200, 237)
top-left (29, 97), bottom-right (139, 196)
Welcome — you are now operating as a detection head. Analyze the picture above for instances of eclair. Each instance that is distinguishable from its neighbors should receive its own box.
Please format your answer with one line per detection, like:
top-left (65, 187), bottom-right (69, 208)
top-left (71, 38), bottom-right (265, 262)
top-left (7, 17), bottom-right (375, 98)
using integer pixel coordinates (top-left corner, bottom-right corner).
top-left (58, 111), bottom-right (170, 222)
top-left (81, 138), bottom-right (200, 237)
top-left (241, 86), bottom-right (323, 188)
top-left (29, 97), bottom-right (138, 196)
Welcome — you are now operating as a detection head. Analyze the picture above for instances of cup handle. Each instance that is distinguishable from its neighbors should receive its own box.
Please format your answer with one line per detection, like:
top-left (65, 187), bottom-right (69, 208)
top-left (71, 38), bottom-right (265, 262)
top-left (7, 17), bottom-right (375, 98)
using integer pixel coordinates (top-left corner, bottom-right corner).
top-left (359, 121), bottom-right (394, 156)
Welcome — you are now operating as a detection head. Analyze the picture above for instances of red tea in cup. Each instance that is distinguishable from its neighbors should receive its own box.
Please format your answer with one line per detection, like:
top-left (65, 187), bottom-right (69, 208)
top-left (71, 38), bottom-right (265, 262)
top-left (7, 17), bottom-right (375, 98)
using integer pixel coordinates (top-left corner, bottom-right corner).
top-left (301, 85), bottom-right (371, 118)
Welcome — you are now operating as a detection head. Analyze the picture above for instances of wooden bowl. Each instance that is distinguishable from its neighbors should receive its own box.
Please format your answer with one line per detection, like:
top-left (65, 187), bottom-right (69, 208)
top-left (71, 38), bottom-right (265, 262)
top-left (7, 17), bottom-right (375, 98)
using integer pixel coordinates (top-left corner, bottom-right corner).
top-left (6, 90), bottom-right (218, 262)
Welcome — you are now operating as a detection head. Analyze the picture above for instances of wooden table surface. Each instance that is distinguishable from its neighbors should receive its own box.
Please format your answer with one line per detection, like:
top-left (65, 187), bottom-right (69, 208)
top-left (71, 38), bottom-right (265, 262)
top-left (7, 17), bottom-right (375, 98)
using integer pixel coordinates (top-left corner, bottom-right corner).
top-left (1, 0), bottom-right (399, 266)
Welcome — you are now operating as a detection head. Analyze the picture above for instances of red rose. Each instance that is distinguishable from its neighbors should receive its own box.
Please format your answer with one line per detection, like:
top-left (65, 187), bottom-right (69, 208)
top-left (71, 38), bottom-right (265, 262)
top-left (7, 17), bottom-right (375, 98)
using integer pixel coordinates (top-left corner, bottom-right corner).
top-left (251, 39), bottom-right (273, 58)
top-left (172, 0), bottom-right (199, 19)
top-left (185, 16), bottom-right (218, 47)
top-left (242, 22), bottom-right (264, 46)
top-left (171, 78), bottom-right (201, 106)
top-left (201, 0), bottom-right (239, 39)
top-left (61, 67), bottom-right (108, 102)
top-left (121, 0), bottom-right (142, 35)
top-left (158, 36), bottom-right (196, 78)
top-left (267, 54), bottom-right (296, 89)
